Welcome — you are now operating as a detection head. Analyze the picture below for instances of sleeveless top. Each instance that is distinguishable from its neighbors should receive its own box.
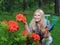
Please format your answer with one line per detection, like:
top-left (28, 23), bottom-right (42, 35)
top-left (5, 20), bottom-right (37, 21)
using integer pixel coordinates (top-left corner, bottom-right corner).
top-left (29, 20), bottom-right (50, 38)
top-left (29, 23), bottom-right (44, 38)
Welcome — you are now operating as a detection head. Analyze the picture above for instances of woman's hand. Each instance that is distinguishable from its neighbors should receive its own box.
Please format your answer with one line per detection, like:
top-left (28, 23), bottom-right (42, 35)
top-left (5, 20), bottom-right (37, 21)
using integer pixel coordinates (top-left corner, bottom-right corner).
top-left (24, 22), bottom-right (30, 32)
top-left (44, 32), bottom-right (50, 38)
top-left (24, 22), bottom-right (28, 25)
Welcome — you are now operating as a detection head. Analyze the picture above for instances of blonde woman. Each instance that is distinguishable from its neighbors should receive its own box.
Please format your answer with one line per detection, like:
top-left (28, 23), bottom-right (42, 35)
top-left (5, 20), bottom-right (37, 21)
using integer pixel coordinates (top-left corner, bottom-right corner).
top-left (24, 9), bottom-right (53, 45)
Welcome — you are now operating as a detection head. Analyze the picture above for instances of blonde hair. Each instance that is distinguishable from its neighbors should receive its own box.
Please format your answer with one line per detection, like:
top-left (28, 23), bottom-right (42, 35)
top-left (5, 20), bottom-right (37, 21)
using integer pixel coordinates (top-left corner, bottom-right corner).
top-left (29, 9), bottom-right (46, 32)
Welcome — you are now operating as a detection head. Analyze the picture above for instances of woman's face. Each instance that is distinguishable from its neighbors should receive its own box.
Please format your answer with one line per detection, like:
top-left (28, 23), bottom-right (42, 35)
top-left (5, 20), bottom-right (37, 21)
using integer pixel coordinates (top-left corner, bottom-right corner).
top-left (34, 12), bottom-right (41, 22)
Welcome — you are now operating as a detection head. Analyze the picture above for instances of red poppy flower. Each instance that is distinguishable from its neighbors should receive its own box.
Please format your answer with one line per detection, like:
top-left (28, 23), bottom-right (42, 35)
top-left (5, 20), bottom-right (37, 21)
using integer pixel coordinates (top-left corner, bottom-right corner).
top-left (9, 21), bottom-right (18, 25)
top-left (8, 20), bottom-right (19, 32)
top-left (2, 20), bottom-right (8, 24)
top-left (21, 30), bottom-right (28, 36)
top-left (21, 16), bottom-right (26, 23)
top-left (16, 14), bottom-right (26, 23)
top-left (30, 33), bottom-right (40, 42)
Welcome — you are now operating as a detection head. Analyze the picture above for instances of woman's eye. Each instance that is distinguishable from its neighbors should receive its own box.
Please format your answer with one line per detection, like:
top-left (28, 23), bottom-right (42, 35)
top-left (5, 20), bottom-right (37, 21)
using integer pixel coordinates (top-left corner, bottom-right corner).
top-left (34, 15), bottom-right (36, 16)
top-left (34, 14), bottom-right (40, 16)
top-left (38, 15), bottom-right (40, 16)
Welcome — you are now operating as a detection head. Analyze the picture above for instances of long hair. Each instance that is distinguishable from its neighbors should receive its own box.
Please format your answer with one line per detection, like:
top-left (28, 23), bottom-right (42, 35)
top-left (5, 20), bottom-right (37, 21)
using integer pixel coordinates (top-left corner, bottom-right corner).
top-left (29, 9), bottom-right (46, 32)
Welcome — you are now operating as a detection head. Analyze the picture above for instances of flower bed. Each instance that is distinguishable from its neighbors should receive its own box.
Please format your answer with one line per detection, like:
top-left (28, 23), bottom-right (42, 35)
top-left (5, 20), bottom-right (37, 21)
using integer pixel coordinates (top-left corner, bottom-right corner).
top-left (0, 14), bottom-right (40, 45)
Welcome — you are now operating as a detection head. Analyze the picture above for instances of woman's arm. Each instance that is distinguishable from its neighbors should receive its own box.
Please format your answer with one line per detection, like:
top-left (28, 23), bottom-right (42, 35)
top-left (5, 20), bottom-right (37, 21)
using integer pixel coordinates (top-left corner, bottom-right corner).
top-left (44, 27), bottom-right (50, 38)
top-left (24, 22), bottom-right (30, 32)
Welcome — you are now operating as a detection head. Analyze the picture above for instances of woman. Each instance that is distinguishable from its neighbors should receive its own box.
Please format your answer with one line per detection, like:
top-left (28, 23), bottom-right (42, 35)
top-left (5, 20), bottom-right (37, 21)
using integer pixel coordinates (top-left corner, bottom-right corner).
top-left (24, 9), bottom-right (53, 45)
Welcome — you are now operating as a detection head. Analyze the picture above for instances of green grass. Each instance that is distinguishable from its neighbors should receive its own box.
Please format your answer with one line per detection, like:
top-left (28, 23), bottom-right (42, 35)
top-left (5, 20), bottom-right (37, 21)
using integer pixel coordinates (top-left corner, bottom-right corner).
top-left (0, 14), bottom-right (60, 45)
top-left (51, 16), bottom-right (60, 45)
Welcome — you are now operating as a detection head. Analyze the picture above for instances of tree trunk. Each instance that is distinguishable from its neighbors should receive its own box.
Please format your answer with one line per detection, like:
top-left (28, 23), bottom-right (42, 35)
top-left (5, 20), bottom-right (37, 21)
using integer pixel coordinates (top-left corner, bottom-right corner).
top-left (55, 0), bottom-right (60, 15)
top-left (23, 0), bottom-right (28, 11)
top-left (38, 0), bottom-right (43, 8)
top-left (59, 0), bottom-right (60, 14)
top-left (4, 0), bottom-right (14, 12)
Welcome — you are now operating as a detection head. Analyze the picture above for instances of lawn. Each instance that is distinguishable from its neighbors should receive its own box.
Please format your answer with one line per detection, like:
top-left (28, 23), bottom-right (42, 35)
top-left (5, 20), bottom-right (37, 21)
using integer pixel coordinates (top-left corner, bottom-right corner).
top-left (0, 13), bottom-right (60, 45)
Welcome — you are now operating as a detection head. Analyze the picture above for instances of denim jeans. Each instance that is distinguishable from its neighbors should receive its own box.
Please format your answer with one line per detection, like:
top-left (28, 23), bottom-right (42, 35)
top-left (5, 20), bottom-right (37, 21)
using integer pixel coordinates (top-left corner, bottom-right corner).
top-left (42, 35), bottom-right (53, 45)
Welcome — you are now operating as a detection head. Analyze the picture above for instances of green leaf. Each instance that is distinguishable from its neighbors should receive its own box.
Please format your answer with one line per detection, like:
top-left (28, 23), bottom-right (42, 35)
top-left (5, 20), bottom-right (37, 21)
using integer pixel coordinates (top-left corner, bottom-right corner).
top-left (20, 36), bottom-right (26, 41)
top-left (1, 37), bottom-right (7, 41)
top-left (0, 22), bottom-right (8, 30)
top-left (32, 41), bottom-right (39, 45)
top-left (44, 38), bottom-right (49, 42)
top-left (14, 38), bottom-right (20, 41)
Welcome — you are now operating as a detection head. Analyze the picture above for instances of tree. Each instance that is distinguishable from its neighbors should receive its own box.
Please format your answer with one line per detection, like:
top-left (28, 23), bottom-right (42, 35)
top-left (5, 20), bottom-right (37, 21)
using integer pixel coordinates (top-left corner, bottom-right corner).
top-left (58, 0), bottom-right (60, 14)
top-left (4, 0), bottom-right (14, 12)
top-left (55, 0), bottom-right (60, 15)
top-left (38, 0), bottom-right (43, 8)
top-left (23, 0), bottom-right (28, 11)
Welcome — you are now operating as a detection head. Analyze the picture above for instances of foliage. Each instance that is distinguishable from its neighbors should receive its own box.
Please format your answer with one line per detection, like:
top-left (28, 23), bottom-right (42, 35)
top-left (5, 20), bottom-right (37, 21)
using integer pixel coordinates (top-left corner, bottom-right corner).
top-left (0, 0), bottom-right (55, 13)
top-left (0, 14), bottom-right (40, 45)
